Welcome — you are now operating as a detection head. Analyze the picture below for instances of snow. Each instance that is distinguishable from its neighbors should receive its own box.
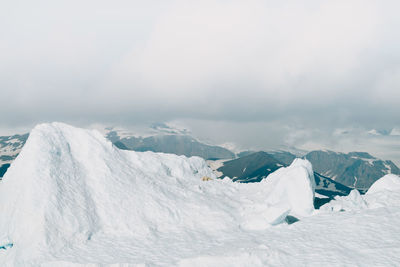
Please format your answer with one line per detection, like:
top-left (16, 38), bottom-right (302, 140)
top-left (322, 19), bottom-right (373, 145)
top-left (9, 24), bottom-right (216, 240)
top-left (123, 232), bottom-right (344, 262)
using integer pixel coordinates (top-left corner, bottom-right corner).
top-left (353, 176), bottom-right (358, 188)
top-left (178, 207), bottom-right (400, 266)
top-left (315, 192), bottom-right (329, 199)
top-left (237, 158), bottom-right (315, 230)
top-left (383, 162), bottom-right (392, 174)
top-left (0, 123), bottom-right (316, 266)
top-left (320, 189), bottom-right (367, 212)
top-left (367, 174), bottom-right (400, 194)
top-left (350, 156), bottom-right (376, 166)
top-left (2, 123), bottom-right (400, 266)
top-left (260, 158), bottom-right (315, 218)
top-left (361, 174), bottom-right (400, 209)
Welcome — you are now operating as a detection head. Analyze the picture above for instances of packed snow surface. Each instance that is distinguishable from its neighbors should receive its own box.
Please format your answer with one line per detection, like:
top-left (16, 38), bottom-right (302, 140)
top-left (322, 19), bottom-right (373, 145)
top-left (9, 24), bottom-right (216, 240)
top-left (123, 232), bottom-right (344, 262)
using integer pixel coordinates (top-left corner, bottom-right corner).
top-left (0, 123), bottom-right (318, 266)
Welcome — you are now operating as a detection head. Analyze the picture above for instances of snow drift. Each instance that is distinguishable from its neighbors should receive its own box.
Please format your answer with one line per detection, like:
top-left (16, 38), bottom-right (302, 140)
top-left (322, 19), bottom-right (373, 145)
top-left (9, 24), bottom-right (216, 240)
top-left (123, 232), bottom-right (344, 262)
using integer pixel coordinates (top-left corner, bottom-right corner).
top-left (367, 174), bottom-right (400, 194)
top-left (0, 123), bottom-right (315, 265)
top-left (364, 174), bottom-right (400, 209)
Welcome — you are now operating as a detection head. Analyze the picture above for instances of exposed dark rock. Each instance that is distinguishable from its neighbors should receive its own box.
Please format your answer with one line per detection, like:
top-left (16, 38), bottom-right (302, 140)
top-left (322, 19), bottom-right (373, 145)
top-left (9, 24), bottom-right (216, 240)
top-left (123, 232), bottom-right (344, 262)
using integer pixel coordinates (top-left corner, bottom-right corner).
top-left (217, 151), bottom-right (283, 182)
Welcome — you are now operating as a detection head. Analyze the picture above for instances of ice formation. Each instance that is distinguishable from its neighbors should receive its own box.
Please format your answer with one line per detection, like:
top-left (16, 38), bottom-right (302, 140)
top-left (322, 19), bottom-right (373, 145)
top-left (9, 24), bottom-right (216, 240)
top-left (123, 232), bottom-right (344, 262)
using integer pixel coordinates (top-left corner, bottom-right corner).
top-left (320, 189), bottom-right (367, 212)
top-left (0, 123), bottom-right (315, 266)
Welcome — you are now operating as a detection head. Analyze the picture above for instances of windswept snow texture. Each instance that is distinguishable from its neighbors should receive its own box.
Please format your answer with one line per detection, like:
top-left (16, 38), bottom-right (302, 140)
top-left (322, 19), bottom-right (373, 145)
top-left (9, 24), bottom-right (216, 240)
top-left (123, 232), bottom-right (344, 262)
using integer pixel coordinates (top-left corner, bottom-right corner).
top-left (0, 123), bottom-right (316, 266)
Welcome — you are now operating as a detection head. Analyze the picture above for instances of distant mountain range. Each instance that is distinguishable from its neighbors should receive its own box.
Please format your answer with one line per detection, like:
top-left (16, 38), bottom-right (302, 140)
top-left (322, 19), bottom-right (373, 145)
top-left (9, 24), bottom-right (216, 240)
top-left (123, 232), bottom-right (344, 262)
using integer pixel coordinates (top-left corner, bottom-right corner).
top-left (211, 151), bottom-right (352, 198)
top-left (107, 130), bottom-right (235, 160)
top-left (212, 149), bottom-right (399, 195)
top-left (1, 125), bottom-right (399, 196)
top-left (304, 150), bottom-right (400, 189)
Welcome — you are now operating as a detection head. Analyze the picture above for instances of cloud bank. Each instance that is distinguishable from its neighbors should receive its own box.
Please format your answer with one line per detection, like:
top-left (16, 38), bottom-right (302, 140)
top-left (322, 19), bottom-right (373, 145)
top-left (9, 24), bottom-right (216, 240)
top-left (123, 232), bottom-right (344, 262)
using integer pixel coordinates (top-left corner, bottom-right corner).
top-left (1, 0), bottom-right (399, 161)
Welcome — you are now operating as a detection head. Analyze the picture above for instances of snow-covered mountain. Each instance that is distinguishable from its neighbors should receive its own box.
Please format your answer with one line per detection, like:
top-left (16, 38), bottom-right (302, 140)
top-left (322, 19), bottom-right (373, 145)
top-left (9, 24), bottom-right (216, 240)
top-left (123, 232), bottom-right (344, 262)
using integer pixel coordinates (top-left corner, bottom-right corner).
top-left (104, 123), bottom-right (235, 160)
top-left (0, 122), bottom-right (315, 265)
top-left (2, 122), bottom-right (400, 266)
top-left (109, 133), bottom-right (235, 160)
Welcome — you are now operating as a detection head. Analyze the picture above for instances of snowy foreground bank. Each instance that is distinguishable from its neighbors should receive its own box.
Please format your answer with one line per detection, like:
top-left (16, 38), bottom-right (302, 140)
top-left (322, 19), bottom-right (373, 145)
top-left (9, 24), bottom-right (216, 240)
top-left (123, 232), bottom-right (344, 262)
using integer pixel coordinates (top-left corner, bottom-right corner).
top-left (0, 123), bottom-right (400, 266)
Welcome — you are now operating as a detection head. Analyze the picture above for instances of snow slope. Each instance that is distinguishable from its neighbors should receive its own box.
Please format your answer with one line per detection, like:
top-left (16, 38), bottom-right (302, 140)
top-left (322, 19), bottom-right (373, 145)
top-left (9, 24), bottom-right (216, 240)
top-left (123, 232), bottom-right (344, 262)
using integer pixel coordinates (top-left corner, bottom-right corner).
top-left (0, 123), bottom-right (315, 266)
top-left (367, 174), bottom-right (400, 194)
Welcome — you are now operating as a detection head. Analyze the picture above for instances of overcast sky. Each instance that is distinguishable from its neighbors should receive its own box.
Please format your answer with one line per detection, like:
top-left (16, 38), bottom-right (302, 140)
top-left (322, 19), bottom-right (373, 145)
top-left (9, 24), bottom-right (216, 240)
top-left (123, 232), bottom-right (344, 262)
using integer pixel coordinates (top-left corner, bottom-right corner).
top-left (1, 1), bottom-right (400, 162)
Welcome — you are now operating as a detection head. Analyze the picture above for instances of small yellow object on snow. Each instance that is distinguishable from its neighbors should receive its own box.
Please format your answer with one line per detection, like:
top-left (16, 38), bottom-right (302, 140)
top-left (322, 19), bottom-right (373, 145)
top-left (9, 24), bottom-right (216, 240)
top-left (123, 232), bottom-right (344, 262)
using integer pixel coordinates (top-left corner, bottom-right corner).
top-left (202, 176), bottom-right (213, 181)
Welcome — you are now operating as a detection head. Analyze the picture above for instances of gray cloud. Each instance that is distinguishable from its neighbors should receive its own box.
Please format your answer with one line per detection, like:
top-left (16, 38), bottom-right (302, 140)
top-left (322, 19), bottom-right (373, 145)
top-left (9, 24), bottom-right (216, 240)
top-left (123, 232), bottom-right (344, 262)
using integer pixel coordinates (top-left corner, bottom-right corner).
top-left (1, 0), bottom-right (400, 162)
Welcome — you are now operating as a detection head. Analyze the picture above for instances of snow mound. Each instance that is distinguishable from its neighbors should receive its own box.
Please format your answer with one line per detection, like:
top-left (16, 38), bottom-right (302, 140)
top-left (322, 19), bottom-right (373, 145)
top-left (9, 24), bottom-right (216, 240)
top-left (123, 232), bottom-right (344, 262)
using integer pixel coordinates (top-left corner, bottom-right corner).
top-left (320, 189), bottom-right (367, 212)
top-left (266, 158), bottom-right (315, 216)
top-left (0, 123), bottom-right (315, 265)
top-left (239, 158), bottom-right (315, 229)
top-left (364, 174), bottom-right (400, 209)
top-left (367, 174), bottom-right (400, 194)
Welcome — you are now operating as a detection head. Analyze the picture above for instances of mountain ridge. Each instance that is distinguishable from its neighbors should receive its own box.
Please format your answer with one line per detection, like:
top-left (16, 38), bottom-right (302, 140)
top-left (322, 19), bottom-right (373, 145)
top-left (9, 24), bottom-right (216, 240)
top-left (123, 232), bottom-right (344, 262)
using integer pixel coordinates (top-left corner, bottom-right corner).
top-left (1, 126), bottom-right (399, 193)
